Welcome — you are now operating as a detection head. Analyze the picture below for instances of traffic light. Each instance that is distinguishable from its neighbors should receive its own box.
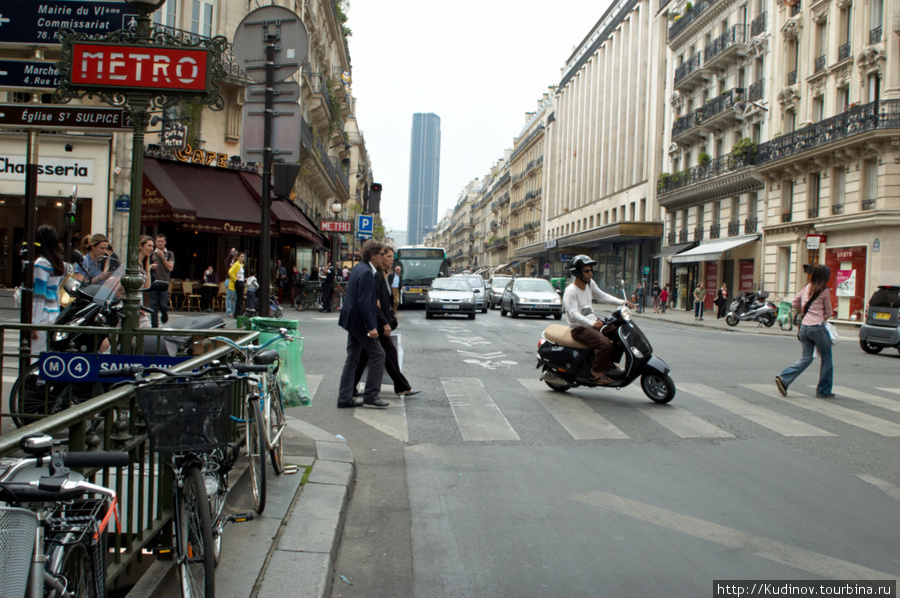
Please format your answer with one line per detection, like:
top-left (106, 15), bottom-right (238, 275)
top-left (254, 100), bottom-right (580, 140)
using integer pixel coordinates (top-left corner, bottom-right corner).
top-left (368, 183), bottom-right (382, 214)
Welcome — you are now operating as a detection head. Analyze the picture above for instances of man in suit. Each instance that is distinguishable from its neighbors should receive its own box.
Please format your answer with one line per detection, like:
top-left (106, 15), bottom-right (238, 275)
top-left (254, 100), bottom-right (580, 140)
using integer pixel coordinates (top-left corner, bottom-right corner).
top-left (353, 246), bottom-right (419, 397)
top-left (389, 265), bottom-right (402, 313)
top-left (320, 262), bottom-right (336, 312)
top-left (337, 240), bottom-right (389, 408)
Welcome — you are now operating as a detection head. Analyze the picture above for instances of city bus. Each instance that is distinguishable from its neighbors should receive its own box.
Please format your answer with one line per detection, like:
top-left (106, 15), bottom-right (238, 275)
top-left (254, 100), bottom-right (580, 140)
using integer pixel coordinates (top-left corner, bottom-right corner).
top-left (394, 246), bottom-right (451, 307)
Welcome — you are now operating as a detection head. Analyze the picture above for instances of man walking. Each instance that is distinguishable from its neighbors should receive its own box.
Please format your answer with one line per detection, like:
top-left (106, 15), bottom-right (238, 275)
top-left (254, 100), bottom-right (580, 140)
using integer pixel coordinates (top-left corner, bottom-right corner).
top-left (148, 234), bottom-right (174, 327)
top-left (389, 265), bottom-right (402, 313)
top-left (337, 240), bottom-right (389, 408)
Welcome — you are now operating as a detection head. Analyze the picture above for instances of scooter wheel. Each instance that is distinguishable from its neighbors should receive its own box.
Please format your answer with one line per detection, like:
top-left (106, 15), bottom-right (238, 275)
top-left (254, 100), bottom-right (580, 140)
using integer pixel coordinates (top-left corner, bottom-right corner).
top-left (542, 367), bottom-right (571, 392)
top-left (762, 315), bottom-right (776, 327)
top-left (725, 314), bottom-right (739, 327)
top-left (641, 373), bottom-right (675, 403)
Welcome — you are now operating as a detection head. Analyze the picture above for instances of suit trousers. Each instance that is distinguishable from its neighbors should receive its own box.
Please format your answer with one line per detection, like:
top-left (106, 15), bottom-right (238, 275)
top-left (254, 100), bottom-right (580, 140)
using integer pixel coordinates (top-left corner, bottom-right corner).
top-left (354, 333), bottom-right (411, 394)
top-left (338, 330), bottom-right (385, 403)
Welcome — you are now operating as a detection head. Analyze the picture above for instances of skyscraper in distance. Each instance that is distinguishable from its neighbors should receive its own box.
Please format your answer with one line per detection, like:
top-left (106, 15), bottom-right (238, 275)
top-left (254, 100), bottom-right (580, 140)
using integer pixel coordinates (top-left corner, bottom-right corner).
top-left (407, 113), bottom-right (441, 245)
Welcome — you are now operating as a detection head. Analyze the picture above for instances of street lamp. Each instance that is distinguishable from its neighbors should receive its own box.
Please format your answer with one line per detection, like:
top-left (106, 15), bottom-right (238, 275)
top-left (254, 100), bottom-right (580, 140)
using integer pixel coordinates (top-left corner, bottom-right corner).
top-left (330, 201), bottom-right (342, 266)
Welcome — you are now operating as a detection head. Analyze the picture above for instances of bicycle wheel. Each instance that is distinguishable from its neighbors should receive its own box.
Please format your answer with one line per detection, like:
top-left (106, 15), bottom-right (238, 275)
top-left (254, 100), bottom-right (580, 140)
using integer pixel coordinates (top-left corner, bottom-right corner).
top-left (49, 539), bottom-right (104, 598)
top-left (293, 292), bottom-right (305, 311)
top-left (177, 465), bottom-right (215, 598)
top-left (11, 364), bottom-right (94, 428)
top-left (268, 382), bottom-right (285, 475)
top-left (331, 291), bottom-right (343, 311)
top-left (246, 397), bottom-right (266, 514)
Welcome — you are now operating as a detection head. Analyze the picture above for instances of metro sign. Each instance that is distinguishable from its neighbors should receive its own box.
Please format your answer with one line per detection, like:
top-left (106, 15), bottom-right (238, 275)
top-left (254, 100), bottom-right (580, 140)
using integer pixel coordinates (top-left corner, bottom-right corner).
top-left (70, 42), bottom-right (209, 92)
top-left (320, 220), bottom-right (351, 233)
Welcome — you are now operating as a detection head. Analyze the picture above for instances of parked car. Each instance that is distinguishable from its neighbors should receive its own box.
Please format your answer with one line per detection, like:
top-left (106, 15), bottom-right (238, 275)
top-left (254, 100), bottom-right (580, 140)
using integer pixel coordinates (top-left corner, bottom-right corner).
top-left (452, 274), bottom-right (488, 312)
top-left (500, 277), bottom-right (563, 319)
top-left (488, 275), bottom-right (513, 309)
top-left (426, 278), bottom-right (476, 320)
top-left (859, 285), bottom-right (900, 355)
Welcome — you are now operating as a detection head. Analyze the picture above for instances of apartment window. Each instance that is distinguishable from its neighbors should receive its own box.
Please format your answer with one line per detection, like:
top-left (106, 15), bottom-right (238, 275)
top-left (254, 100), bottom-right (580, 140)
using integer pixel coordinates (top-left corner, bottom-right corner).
top-left (589, 215), bottom-right (594, 228)
top-left (814, 21), bottom-right (827, 71)
top-left (629, 202), bottom-right (635, 221)
top-left (619, 206), bottom-right (626, 222)
top-left (752, 123), bottom-right (762, 143)
top-left (611, 210), bottom-right (617, 224)
top-left (192, 0), bottom-right (214, 38)
top-left (748, 192), bottom-right (758, 218)
top-left (837, 86), bottom-right (850, 111)
top-left (870, 0), bottom-right (883, 31)
top-left (153, 0), bottom-right (177, 27)
top-left (863, 159), bottom-right (877, 201)
top-left (731, 196), bottom-right (741, 220)
top-left (867, 73), bottom-right (881, 102)
top-left (640, 198), bottom-right (646, 221)
top-left (812, 96), bottom-right (824, 121)
top-left (603, 211), bottom-right (609, 225)
top-left (832, 167), bottom-right (845, 211)
top-left (711, 201), bottom-right (721, 225)
top-left (777, 246), bottom-right (792, 293)
top-left (840, 4), bottom-right (852, 46)
top-left (782, 181), bottom-right (793, 221)
top-left (808, 173), bottom-right (821, 217)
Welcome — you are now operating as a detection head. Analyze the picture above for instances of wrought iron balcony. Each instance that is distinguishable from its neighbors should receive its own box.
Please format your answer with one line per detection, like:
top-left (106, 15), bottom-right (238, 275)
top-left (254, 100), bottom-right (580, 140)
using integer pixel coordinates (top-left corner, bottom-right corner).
top-left (808, 207), bottom-right (819, 218)
top-left (781, 211), bottom-right (792, 223)
top-left (832, 204), bottom-right (844, 215)
top-left (790, 1), bottom-right (800, 16)
top-left (657, 149), bottom-right (756, 196)
top-left (862, 198), bottom-right (876, 210)
top-left (869, 26), bottom-right (882, 45)
top-left (679, 229), bottom-right (689, 243)
top-left (838, 42), bottom-right (852, 61)
top-left (757, 99), bottom-right (900, 165)
top-left (671, 109), bottom-right (702, 140)
top-left (748, 79), bottom-right (764, 102)
top-left (728, 221), bottom-right (740, 236)
top-left (704, 25), bottom-right (748, 66)
top-left (788, 70), bottom-right (798, 85)
top-left (674, 53), bottom-right (703, 88)
top-left (750, 12), bottom-right (767, 37)
top-left (156, 24), bottom-right (246, 80)
top-left (814, 55), bottom-right (826, 73)
top-left (702, 88), bottom-right (745, 121)
top-left (668, 0), bottom-right (718, 40)
top-left (745, 217), bottom-right (758, 233)
top-left (694, 227), bottom-right (704, 241)
top-left (668, 231), bottom-right (677, 245)
top-left (710, 223), bottom-right (720, 239)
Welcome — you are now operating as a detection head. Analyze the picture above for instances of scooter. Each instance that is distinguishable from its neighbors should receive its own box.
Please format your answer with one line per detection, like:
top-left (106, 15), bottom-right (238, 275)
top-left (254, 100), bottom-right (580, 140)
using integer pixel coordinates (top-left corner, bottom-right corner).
top-left (535, 304), bottom-right (676, 403)
top-left (725, 290), bottom-right (777, 327)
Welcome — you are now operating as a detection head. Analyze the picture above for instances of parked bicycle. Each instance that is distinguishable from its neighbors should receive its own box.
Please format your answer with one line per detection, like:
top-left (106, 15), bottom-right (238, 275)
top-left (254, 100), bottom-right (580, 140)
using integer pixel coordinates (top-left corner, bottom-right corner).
top-left (103, 363), bottom-right (262, 598)
top-left (0, 433), bottom-right (129, 598)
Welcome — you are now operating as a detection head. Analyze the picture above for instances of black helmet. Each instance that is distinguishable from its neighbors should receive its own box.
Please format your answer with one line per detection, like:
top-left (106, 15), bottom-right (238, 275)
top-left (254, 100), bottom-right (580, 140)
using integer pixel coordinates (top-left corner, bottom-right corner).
top-left (569, 254), bottom-right (597, 283)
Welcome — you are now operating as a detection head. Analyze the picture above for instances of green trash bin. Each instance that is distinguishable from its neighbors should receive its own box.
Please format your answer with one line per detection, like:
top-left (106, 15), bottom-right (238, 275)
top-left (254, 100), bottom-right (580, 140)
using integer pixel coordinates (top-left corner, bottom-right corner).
top-left (550, 277), bottom-right (567, 292)
top-left (250, 317), bottom-right (310, 407)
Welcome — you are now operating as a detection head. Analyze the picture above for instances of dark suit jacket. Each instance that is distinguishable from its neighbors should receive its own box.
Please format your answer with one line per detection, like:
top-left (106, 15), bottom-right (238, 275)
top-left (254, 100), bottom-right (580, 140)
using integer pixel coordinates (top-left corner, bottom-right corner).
top-left (339, 261), bottom-right (378, 336)
top-left (374, 272), bottom-right (397, 332)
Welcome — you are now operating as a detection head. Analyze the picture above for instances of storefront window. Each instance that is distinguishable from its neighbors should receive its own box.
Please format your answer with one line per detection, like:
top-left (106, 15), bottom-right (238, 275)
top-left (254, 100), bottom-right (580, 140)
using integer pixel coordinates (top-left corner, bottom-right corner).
top-left (824, 245), bottom-right (867, 320)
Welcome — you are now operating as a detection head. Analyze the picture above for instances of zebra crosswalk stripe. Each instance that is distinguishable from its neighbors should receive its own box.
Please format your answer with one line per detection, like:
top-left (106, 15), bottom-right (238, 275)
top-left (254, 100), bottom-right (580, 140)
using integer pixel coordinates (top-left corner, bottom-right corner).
top-left (830, 386), bottom-right (900, 414)
top-left (442, 378), bottom-right (519, 442)
top-left (634, 403), bottom-right (733, 439)
top-left (743, 384), bottom-right (900, 437)
top-left (518, 378), bottom-right (628, 439)
top-left (681, 383), bottom-right (833, 437)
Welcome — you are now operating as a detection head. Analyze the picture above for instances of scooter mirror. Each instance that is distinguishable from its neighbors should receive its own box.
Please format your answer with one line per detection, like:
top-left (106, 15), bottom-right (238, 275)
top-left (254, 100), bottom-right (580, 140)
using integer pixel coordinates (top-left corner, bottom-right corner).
top-left (71, 249), bottom-right (84, 264)
top-left (145, 280), bottom-right (169, 292)
top-left (580, 305), bottom-right (593, 316)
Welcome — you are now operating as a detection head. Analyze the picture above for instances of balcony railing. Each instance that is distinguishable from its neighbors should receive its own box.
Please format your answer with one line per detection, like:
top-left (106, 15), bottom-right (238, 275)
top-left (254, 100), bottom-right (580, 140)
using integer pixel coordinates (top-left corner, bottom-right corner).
top-left (710, 223), bottom-right (720, 239)
top-left (781, 211), bottom-right (792, 223)
top-left (703, 88), bottom-right (744, 120)
top-left (156, 24), bottom-right (245, 80)
top-left (808, 207), bottom-right (819, 218)
top-left (668, 231), bottom-right (677, 245)
top-left (790, 1), bottom-right (801, 16)
top-left (672, 110), bottom-right (702, 138)
top-left (748, 79), bottom-right (764, 102)
top-left (838, 42), bottom-right (852, 61)
top-left (679, 229), bottom-right (689, 243)
top-left (788, 70), bottom-right (798, 85)
top-left (814, 55), bottom-right (826, 73)
top-left (750, 12), bottom-right (767, 37)
top-left (757, 99), bottom-right (900, 165)
top-left (869, 26), bottom-right (882, 45)
top-left (832, 203), bottom-right (844, 215)
top-left (704, 25), bottom-right (748, 64)
top-left (745, 217), bottom-right (758, 233)
top-left (674, 53), bottom-right (702, 86)
top-left (862, 198), bottom-right (876, 210)
top-left (694, 227), bottom-right (704, 241)
top-left (728, 221), bottom-right (741, 236)
top-left (658, 149), bottom-right (756, 195)
top-left (668, 0), bottom-right (718, 39)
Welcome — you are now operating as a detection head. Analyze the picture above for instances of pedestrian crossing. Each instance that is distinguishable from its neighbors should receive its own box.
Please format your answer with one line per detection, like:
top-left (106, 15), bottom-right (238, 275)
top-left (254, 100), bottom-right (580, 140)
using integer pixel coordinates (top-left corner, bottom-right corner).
top-left (305, 374), bottom-right (900, 444)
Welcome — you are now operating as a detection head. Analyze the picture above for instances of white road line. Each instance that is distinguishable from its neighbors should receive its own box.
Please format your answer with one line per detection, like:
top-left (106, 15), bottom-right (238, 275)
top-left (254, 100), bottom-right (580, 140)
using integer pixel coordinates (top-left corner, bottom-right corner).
top-left (856, 474), bottom-right (900, 504)
top-left (519, 378), bottom-right (628, 439)
top-left (442, 378), bottom-right (519, 441)
top-left (829, 386), bottom-right (900, 414)
top-left (681, 383), bottom-right (833, 437)
top-left (354, 389), bottom-right (409, 443)
top-left (305, 374), bottom-right (323, 402)
top-left (634, 403), bottom-right (733, 439)
top-left (571, 490), bottom-right (898, 580)
top-left (880, 388), bottom-right (900, 397)
top-left (744, 384), bottom-right (900, 437)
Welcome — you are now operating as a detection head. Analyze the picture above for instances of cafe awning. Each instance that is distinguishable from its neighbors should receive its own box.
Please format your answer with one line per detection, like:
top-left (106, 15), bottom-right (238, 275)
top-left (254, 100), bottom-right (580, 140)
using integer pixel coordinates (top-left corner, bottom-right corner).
top-left (670, 236), bottom-right (759, 264)
top-left (651, 242), bottom-right (697, 260)
top-left (237, 172), bottom-right (327, 246)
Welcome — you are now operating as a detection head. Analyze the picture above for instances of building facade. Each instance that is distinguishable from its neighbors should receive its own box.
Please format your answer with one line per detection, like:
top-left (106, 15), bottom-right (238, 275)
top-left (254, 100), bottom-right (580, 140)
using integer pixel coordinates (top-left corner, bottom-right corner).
top-left (407, 112), bottom-right (442, 245)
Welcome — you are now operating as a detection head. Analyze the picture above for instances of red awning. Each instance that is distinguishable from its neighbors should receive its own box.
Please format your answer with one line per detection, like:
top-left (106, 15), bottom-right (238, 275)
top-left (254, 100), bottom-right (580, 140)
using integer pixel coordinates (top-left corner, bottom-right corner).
top-left (237, 172), bottom-right (328, 246)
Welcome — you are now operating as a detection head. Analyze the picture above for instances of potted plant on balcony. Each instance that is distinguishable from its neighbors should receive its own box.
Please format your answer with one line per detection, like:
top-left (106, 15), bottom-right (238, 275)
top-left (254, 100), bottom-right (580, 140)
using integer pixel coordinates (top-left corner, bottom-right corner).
top-left (657, 172), bottom-right (671, 192)
top-left (697, 151), bottom-right (711, 167)
top-left (730, 137), bottom-right (757, 166)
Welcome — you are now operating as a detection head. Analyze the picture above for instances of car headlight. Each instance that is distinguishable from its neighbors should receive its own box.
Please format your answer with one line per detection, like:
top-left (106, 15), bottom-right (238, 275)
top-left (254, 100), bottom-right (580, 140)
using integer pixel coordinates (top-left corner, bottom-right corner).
top-left (552, 297), bottom-right (562, 304)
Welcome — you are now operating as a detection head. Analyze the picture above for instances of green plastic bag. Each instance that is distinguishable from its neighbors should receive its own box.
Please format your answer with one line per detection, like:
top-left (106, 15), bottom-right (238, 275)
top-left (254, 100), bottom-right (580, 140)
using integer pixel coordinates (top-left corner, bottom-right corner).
top-left (250, 317), bottom-right (310, 407)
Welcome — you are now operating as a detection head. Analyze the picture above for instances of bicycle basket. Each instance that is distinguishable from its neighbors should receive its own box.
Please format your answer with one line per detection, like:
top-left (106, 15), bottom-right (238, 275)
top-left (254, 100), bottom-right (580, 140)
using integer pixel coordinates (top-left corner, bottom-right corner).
top-left (0, 507), bottom-right (39, 598)
top-left (136, 379), bottom-right (232, 453)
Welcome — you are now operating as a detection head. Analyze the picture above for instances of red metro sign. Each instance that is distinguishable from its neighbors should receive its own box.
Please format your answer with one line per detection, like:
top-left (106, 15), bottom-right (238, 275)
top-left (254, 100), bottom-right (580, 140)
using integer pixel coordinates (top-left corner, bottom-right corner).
top-left (71, 42), bottom-right (209, 93)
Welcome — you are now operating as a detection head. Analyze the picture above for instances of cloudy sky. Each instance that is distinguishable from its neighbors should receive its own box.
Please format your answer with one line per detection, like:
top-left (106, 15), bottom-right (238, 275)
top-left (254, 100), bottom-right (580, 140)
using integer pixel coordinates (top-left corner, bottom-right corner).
top-left (345, 0), bottom-right (614, 235)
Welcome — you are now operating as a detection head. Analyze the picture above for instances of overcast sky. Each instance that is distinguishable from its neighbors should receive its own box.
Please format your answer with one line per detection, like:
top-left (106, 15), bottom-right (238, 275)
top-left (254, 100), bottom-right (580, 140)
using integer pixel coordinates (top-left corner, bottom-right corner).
top-left (346, 0), bottom-right (614, 234)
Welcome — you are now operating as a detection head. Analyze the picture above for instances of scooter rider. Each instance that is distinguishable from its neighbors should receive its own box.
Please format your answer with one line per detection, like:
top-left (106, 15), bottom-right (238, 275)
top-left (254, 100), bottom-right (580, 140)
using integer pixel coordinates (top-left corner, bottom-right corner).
top-left (563, 255), bottom-right (634, 386)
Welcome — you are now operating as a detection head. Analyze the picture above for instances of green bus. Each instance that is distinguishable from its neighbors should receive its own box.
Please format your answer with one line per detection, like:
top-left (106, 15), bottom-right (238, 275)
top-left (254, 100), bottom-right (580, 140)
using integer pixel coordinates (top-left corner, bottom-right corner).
top-left (394, 246), bottom-right (451, 307)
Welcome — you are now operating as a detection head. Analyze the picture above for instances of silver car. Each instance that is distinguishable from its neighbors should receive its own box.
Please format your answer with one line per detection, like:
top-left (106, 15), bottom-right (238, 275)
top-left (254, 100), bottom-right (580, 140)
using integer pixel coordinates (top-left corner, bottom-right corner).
top-left (500, 277), bottom-right (563, 319)
top-left (488, 275), bottom-right (513, 309)
top-left (452, 274), bottom-right (488, 313)
top-left (426, 278), bottom-right (477, 319)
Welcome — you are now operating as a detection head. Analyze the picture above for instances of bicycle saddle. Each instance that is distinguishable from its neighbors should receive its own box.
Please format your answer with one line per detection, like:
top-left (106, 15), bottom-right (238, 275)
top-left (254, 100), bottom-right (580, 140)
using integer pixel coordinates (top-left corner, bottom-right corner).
top-left (251, 350), bottom-right (279, 365)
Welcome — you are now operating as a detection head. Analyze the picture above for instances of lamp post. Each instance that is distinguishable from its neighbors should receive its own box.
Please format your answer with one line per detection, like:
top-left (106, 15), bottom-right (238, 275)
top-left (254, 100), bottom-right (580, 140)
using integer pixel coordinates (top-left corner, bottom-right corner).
top-left (330, 201), bottom-right (343, 266)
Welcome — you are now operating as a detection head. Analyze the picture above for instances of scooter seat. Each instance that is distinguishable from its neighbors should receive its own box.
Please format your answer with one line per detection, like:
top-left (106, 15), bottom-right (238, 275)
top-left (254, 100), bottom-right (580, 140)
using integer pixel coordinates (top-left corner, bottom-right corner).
top-left (543, 324), bottom-right (591, 349)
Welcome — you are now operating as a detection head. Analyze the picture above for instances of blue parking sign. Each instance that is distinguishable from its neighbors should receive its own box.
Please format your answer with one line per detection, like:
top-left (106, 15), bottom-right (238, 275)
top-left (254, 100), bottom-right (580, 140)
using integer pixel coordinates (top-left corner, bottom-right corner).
top-left (356, 214), bottom-right (373, 240)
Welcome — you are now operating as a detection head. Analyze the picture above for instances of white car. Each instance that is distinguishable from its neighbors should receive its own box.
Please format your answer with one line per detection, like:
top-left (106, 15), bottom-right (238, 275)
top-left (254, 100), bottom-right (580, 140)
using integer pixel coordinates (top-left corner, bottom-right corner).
top-left (426, 278), bottom-right (477, 319)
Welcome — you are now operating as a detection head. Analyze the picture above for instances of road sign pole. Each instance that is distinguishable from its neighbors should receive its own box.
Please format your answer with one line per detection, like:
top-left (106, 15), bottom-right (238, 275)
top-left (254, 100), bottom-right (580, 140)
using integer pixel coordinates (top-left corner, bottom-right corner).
top-left (259, 37), bottom-right (275, 315)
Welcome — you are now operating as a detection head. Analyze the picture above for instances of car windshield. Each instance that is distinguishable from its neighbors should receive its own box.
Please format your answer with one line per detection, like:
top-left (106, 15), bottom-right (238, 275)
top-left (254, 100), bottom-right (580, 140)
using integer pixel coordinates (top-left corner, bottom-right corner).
top-left (869, 288), bottom-right (900, 309)
top-left (514, 279), bottom-right (554, 293)
top-left (491, 277), bottom-right (512, 290)
top-left (432, 279), bottom-right (471, 292)
top-left (454, 275), bottom-right (484, 289)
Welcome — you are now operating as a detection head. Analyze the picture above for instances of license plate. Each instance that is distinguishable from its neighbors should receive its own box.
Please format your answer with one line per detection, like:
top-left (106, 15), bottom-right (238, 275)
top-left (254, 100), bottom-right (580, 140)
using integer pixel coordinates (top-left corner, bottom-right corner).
top-left (874, 312), bottom-right (891, 320)
top-left (442, 304), bottom-right (459, 310)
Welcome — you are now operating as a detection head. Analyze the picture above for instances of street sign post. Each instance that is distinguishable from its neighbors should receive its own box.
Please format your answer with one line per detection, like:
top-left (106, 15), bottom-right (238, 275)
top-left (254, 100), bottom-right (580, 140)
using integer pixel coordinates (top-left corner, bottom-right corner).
top-left (0, 60), bottom-right (61, 90)
top-left (0, 103), bottom-right (131, 130)
top-left (0, 0), bottom-right (137, 45)
top-left (356, 214), bottom-right (374, 240)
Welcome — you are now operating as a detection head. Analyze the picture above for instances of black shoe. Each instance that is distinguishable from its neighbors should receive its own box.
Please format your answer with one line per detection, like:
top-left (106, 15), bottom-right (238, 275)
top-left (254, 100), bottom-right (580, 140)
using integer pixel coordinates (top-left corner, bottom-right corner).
top-left (775, 376), bottom-right (787, 397)
top-left (816, 393), bottom-right (835, 398)
top-left (352, 391), bottom-right (363, 398)
top-left (397, 390), bottom-right (420, 396)
top-left (363, 398), bottom-right (389, 408)
top-left (161, 314), bottom-right (168, 324)
top-left (337, 400), bottom-right (363, 409)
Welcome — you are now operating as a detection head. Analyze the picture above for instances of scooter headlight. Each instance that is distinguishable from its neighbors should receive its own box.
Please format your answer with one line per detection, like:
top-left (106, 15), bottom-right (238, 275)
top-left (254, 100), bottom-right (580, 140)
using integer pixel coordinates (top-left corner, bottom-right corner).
top-left (630, 346), bottom-right (644, 359)
top-left (53, 317), bottom-right (86, 342)
top-left (620, 306), bottom-right (632, 321)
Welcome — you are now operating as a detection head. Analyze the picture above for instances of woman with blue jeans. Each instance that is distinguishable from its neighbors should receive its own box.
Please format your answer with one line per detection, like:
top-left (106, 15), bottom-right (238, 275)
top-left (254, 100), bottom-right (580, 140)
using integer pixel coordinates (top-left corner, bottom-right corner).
top-left (775, 265), bottom-right (834, 398)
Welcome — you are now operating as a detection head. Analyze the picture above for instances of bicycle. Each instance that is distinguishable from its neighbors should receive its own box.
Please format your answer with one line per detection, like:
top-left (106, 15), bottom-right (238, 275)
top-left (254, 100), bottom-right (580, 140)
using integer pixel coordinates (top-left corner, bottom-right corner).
top-left (104, 363), bottom-right (263, 598)
top-left (209, 330), bottom-right (299, 513)
top-left (292, 281), bottom-right (321, 311)
top-left (0, 433), bottom-right (128, 597)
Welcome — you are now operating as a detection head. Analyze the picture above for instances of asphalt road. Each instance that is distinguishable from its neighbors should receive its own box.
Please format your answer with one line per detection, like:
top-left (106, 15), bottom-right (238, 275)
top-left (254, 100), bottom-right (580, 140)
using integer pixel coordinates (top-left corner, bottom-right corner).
top-left (295, 307), bottom-right (900, 598)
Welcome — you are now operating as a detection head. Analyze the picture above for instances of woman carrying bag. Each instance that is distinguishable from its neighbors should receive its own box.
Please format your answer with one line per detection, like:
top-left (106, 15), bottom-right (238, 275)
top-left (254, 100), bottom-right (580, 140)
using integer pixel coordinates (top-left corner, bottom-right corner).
top-left (775, 265), bottom-right (835, 398)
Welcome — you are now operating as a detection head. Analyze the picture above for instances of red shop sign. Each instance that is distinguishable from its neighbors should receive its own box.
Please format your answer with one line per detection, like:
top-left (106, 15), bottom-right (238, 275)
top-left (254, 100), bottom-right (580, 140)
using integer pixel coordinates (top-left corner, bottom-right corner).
top-left (71, 43), bottom-right (209, 92)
